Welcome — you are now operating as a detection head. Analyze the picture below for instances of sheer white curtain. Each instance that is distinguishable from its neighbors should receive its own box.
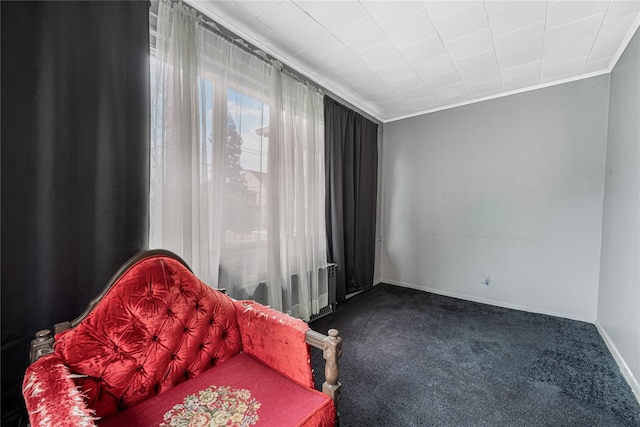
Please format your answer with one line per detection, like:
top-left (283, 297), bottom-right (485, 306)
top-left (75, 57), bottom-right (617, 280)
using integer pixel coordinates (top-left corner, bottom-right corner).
top-left (151, 0), bottom-right (327, 320)
top-left (268, 65), bottom-right (327, 319)
top-left (150, 1), bottom-right (216, 281)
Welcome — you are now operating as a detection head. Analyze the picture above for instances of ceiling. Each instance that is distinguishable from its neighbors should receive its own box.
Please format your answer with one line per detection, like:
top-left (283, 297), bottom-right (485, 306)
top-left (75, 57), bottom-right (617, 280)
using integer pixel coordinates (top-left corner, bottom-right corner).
top-left (189, 1), bottom-right (640, 122)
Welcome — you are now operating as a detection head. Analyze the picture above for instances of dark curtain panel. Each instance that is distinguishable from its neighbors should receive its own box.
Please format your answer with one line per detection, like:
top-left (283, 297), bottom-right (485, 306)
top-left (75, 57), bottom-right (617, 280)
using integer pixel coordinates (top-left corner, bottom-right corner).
top-left (1, 2), bottom-right (150, 424)
top-left (324, 97), bottom-right (379, 302)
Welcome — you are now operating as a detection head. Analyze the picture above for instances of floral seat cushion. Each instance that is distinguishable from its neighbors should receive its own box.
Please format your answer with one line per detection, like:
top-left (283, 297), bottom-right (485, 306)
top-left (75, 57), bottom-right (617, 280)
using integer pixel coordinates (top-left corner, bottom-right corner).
top-left (98, 353), bottom-right (335, 427)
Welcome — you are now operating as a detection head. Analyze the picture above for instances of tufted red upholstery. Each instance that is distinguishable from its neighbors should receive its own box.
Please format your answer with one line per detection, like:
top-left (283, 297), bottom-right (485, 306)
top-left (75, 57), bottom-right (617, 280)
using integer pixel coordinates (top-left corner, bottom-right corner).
top-left (235, 300), bottom-right (315, 389)
top-left (54, 255), bottom-right (242, 419)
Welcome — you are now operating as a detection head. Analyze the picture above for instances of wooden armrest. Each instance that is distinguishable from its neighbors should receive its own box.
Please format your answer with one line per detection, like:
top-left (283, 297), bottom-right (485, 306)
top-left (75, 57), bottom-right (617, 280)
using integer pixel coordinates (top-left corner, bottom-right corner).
top-left (29, 322), bottom-right (73, 364)
top-left (29, 329), bottom-right (54, 364)
top-left (306, 329), bottom-right (342, 404)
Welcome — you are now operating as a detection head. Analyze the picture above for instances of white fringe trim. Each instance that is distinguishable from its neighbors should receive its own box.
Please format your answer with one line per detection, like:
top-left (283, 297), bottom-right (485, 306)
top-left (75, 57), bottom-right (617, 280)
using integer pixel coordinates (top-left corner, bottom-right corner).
top-left (23, 362), bottom-right (99, 426)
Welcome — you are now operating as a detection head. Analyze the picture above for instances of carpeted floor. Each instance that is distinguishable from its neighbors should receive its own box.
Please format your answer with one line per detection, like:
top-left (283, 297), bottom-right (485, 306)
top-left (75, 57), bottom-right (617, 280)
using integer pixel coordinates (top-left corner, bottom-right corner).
top-left (310, 284), bottom-right (640, 426)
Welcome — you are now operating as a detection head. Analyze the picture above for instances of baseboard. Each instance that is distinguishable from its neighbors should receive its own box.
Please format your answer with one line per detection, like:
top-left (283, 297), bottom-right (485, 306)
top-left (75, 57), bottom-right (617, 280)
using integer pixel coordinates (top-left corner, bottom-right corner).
top-left (595, 320), bottom-right (640, 404)
top-left (345, 289), bottom-right (365, 300)
top-left (346, 281), bottom-right (383, 300)
top-left (380, 279), bottom-right (594, 323)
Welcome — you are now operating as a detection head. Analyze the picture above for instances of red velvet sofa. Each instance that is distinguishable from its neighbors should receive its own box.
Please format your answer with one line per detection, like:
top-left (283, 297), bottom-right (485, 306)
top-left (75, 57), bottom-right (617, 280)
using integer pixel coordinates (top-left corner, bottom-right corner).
top-left (23, 250), bottom-right (342, 427)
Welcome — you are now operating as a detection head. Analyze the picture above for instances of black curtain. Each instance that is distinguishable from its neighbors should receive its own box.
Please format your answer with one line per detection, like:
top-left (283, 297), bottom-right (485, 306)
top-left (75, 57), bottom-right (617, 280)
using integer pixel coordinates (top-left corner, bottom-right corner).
top-left (1, 2), bottom-right (150, 424)
top-left (324, 97), bottom-right (379, 302)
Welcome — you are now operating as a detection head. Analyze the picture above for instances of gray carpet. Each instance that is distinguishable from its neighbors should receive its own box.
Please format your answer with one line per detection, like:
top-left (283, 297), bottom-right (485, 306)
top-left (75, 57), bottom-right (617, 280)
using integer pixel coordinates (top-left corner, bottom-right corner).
top-left (310, 284), bottom-right (640, 426)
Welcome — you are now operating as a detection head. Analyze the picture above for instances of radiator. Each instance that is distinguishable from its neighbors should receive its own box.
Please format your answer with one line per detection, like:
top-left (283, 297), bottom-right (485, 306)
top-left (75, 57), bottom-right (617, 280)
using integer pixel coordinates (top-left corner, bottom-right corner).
top-left (219, 263), bottom-right (337, 321)
top-left (309, 263), bottom-right (337, 322)
top-left (282, 262), bottom-right (337, 322)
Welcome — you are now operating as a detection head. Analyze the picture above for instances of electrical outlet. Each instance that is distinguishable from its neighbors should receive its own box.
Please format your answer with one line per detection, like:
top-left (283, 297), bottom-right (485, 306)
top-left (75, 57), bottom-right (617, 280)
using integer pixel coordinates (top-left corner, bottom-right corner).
top-left (481, 274), bottom-right (490, 285)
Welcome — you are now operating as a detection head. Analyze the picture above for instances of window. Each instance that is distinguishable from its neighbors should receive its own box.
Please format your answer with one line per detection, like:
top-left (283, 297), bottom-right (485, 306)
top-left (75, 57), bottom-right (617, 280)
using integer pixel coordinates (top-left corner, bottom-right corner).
top-left (150, 1), bottom-right (328, 318)
top-left (223, 88), bottom-right (269, 243)
top-left (196, 78), bottom-right (271, 288)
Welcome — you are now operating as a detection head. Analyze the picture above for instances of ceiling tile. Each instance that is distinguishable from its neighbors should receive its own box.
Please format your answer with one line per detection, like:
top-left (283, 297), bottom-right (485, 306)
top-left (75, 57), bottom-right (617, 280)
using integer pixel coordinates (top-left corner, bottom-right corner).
top-left (413, 93), bottom-right (441, 104)
top-left (413, 54), bottom-right (457, 78)
top-left (546, 1), bottom-right (610, 29)
top-left (357, 40), bottom-right (403, 70)
top-left (488, 2), bottom-right (548, 37)
top-left (197, 1), bottom-right (275, 38)
top-left (344, 74), bottom-right (388, 92)
top-left (541, 57), bottom-right (587, 81)
top-left (466, 78), bottom-right (502, 97)
top-left (444, 27), bottom-right (494, 61)
top-left (199, 0), bottom-right (239, 18)
top-left (290, 27), bottom-right (342, 59)
top-left (400, 36), bottom-right (448, 63)
top-left (431, 3), bottom-right (489, 42)
top-left (453, 50), bottom-right (497, 74)
top-left (337, 60), bottom-right (378, 82)
top-left (544, 14), bottom-right (607, 48)
top-left (605, 0), bottom-right (640, 20)
top-left (493, 20), bottom-right (545, 56)
top-left (582, 57), bottom-right (613, 74)
top-left (497, 43), bottom-right (543, 69)
top-left (257, 1), bottom-right (317, 38)
top-left (411, 95), bottom-right (440, 108)
top-left (320, 67), bottom-right (359, 86)
top-left (379, 9), bottom-right (438, 48)
top-left (234, 1), bottom-right (283, 17)
top-left (423, 1), bottom-right (477, 22)
top-left (383, 99), bottom-right (413, 113)
top-left (293, 1), bottom-right (369, 34)
top-left (588, 38), bottom-right (624, 63)
top-left (195, 0), bottom-right (639, 122)
top-left (460, 64), bottom-right (500, 86)
top-left (364, 85), bottom-right (398, 99)
top-left (386, 75), bottom-right (425, 91)
top-left (381, 83), bottom-right (410, 101)
top-left (316, 45), bottom-right (362, 72)
top-left (377, 97), bottom-right (407, 112)
top-left (335, 16), bottom-right (388, 52)
top-left (363, 1), bottom-right (427, 26)
top-left (398, 85), bottom-right (435, 100)
top-left (595, 13), bottom-right (639, 45)
top-left (428, 71), bottom-right (464, 88)
top-left (437, 93), bottom-right (469, 105)
top-left (500, 60), bottom-right (541, 83)
top-left (543, 36), bottom-right (595, 62)
top-left (484, 1), bottom-right (520, 16)
top-left (433, 81), bottom-right (468, 100)
top-left (502, 74), bottom-right (540, 91)
top-left (375, 59), bottom-right (417, 83)
top-left (266, 30), bottom-right (308, 56)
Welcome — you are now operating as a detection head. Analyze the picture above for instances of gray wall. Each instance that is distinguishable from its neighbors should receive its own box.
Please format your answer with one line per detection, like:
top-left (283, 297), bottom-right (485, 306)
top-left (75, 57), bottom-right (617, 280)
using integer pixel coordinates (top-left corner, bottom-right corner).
top-left (382, 75), bottom-right (610, 322)
top-left (597, 28), bottom-right (640, 400)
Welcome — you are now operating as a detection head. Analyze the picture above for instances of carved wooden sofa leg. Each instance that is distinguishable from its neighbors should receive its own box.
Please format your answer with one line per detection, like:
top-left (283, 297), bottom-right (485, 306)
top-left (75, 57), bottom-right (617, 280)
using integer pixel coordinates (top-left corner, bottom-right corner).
top-left (306, 328), bottom-right (343, 425)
